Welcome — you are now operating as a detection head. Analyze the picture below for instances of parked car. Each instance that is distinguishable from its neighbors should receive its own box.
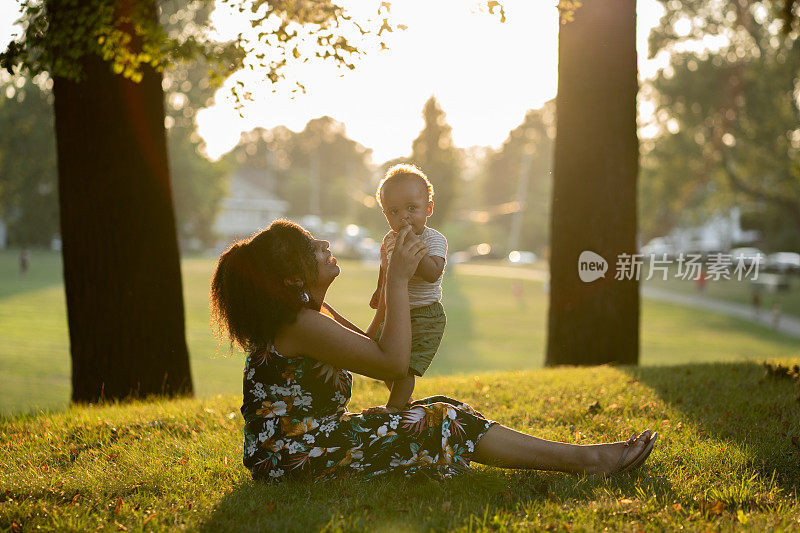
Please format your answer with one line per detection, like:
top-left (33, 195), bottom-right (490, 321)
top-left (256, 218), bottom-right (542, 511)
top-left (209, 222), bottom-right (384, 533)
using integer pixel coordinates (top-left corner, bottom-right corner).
top-left (640, 237), bottom-right (676, 258)
top-left (729, 247), bottom-right (765, 267)
top-left (465, 243), bottom-right (503, 261)
top-left (449, 251), bottom-right (471, 265)
top-left (507, 250), bottom-right (537, 265)
top-left (766, 252), bottom-right (800, 275)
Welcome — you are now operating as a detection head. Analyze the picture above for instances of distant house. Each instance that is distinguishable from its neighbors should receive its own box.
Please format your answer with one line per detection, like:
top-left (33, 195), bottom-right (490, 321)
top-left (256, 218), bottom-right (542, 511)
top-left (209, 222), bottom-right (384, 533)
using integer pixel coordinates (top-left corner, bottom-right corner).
top-left (641, 206), bottom-right (761, 256)
top-left (213, 167), bottom-right (288, 247)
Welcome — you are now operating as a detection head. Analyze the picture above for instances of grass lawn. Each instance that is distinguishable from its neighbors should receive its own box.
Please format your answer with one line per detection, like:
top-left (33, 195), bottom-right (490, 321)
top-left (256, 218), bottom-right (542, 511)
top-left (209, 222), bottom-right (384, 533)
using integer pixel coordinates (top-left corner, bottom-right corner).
top-left (2, 360), bottom-right (800, 531)
top-left (1, 250), bottom-right (799, 415)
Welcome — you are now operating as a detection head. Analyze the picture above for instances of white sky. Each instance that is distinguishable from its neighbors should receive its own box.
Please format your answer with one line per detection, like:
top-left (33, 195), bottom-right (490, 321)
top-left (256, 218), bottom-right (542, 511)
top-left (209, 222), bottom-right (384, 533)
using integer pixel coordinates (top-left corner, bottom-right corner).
top-left (0, 0), bottom-right (666, 163)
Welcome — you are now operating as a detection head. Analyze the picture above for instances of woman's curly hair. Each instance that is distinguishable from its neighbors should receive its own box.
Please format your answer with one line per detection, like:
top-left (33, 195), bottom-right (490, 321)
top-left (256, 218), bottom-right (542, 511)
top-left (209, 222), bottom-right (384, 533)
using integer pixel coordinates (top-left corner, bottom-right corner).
top-left (210, 219), bottom-right (319, 352)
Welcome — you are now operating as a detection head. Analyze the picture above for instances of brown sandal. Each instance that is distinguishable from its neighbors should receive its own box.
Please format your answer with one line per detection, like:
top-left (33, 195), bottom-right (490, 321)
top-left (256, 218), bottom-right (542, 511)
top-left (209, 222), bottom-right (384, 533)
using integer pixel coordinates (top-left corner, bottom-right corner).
top-left (610, 429), bottom-right (657, 474)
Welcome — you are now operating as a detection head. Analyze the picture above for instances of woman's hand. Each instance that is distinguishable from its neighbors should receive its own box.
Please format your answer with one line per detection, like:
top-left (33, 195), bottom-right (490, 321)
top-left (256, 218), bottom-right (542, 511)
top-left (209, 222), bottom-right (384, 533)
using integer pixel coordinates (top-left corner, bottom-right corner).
top-left (386, 224), bottom-right (427, 282)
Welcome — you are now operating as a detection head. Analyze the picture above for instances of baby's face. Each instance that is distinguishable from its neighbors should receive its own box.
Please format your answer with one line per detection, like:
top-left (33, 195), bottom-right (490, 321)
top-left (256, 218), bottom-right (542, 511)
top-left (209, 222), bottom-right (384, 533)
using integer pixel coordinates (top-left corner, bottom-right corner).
top-left (381, 178), bottom-right (432, 235)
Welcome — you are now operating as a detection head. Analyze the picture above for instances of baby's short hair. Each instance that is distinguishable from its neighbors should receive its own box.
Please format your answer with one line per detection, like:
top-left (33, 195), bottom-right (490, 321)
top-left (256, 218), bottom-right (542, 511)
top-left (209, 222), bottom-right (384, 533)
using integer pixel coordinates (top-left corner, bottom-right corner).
top-left (376, 163), bottom-right (434, 208)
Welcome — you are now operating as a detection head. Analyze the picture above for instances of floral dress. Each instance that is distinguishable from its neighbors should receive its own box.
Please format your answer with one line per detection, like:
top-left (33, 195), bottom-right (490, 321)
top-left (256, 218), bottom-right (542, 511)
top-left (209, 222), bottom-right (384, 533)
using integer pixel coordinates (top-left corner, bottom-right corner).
top-left (241, 345), bottom-right (497, 481)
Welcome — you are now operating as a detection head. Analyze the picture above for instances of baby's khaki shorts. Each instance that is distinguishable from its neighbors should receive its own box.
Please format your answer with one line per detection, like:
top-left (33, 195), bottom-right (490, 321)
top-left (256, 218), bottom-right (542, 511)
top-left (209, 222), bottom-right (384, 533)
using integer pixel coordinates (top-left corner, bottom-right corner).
top-left (377, 301), bottom-right (446, 377)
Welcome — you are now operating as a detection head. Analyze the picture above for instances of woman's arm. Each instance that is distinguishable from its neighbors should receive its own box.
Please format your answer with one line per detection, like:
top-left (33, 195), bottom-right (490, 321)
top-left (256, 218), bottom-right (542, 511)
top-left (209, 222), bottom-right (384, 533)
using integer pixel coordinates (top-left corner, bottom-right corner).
top-left (277, 226), bottom-right (425, 381)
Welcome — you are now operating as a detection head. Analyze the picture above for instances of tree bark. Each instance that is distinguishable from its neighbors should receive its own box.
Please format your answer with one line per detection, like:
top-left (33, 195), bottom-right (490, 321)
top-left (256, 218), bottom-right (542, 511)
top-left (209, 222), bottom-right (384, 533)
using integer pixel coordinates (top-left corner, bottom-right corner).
top-left (51, 3), bottom-right (193, 401)
top-left (546, 0), bottom-right (640, 366)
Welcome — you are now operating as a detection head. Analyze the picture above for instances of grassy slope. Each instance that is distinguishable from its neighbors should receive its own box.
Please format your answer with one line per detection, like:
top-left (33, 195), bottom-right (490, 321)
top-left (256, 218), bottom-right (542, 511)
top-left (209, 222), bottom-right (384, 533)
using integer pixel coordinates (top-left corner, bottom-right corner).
top-left (2, 252), bottom-right (799, 415)
top-left (2, 361), bottom-right (800, 532)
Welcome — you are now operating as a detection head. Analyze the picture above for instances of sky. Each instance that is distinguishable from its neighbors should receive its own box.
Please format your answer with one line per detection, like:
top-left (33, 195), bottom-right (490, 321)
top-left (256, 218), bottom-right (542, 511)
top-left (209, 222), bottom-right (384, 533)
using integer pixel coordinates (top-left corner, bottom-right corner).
top-left (0, 0), bottom-right (666, 163)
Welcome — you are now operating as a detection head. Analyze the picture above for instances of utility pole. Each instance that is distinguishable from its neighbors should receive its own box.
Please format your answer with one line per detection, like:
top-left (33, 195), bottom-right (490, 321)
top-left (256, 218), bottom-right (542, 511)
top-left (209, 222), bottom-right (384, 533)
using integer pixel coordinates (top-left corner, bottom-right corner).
top-left (309, 150), bottom-right (321, 216)
top-left (345, 158), bottom-right (357, 222)
top-left (508, 150), bottom-right (532, 252)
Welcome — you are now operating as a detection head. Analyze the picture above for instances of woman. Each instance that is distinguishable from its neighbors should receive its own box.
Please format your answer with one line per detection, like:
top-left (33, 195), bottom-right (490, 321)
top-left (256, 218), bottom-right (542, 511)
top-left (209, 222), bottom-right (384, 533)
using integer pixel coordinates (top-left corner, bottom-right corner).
top-left (210, 220), bottom-right (656, 482)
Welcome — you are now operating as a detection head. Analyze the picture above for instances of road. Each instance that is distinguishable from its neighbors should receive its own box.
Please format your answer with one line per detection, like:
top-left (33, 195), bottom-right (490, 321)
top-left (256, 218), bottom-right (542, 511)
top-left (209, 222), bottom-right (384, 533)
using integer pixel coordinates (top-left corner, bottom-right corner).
top-left (452, 263), bottom-right (800, 339)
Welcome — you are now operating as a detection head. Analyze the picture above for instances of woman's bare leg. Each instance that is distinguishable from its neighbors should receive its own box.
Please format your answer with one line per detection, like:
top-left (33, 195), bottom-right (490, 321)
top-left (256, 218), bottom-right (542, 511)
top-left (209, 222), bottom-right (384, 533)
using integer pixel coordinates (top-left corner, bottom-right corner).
top-left (472, 424), bottom-right (651, 475)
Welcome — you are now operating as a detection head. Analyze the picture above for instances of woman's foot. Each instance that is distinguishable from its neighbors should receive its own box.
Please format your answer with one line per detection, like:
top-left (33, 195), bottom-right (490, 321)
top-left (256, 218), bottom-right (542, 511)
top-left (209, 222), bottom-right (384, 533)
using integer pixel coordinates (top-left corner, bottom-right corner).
top-left (588, 430), bottom-right (657, 475)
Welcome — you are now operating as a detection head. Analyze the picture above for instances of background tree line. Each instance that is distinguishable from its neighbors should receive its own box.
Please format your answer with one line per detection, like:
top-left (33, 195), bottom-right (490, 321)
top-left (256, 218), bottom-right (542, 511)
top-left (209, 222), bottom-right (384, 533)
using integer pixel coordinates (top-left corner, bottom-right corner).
top-left (0, 84), bottom-right (558, 258)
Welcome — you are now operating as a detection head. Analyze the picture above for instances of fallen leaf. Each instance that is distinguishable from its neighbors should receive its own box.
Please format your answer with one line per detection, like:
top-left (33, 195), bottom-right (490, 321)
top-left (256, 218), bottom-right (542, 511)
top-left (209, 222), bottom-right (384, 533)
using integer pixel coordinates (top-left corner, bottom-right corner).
top-left (265, 502), bottom-right (276, 514)
top-left (737, 509), bottom-right (749, 524)
top-left (114, 497), bottom-right (123, 514)
top-left (619, 498), bottom-right (634, 505)
top-left (700, 500), bottom-right (726, 515)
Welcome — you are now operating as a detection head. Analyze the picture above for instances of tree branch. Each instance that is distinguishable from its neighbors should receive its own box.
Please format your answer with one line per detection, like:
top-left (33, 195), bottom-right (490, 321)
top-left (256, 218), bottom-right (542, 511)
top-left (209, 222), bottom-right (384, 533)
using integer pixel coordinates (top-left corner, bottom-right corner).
top-left (720, 149), bottom-right (800, 226)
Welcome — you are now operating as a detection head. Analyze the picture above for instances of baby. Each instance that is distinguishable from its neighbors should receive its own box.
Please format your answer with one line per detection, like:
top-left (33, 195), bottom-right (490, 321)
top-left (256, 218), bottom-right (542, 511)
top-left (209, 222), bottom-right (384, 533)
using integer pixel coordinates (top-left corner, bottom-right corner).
top-left (370, 163), bottom-right (447, 413)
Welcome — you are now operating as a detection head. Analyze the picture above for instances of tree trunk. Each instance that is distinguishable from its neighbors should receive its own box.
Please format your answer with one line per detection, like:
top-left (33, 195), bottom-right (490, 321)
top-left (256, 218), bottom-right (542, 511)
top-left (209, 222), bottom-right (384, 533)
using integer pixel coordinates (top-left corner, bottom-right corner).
top-left (51, 5), bottom-right (193, 401)
top-left (546, 0), bottom-right (640, 366)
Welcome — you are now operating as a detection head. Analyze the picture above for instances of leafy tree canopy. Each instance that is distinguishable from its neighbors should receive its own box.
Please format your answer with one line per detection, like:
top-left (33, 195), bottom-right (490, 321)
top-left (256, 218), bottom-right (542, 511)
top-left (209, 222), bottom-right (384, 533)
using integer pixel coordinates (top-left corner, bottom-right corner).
top-left (0, 76), bottom-right (58, 246)
top-left (641, 0), bottom-right (800, 249)
top-left (1, 0), bottom-right (397, 100)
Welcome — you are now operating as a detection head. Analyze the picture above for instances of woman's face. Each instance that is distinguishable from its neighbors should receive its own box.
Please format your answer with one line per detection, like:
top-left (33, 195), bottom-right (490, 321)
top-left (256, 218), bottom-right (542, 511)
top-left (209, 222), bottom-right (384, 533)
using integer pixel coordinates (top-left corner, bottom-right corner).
top-left (310, 237), bottom-right (340, 288)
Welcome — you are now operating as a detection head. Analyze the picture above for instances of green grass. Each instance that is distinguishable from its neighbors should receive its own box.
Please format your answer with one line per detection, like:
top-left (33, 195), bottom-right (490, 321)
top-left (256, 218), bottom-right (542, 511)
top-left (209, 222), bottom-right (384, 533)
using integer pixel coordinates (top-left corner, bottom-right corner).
top-left (2, 250), bottom-right (799, 415)
top-left (2, 360), bottom-right (800, 531)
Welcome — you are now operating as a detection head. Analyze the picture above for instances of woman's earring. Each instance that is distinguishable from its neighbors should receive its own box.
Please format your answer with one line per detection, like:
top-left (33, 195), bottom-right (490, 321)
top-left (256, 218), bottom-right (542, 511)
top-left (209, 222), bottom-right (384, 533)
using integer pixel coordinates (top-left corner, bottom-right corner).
top-left (300, 291), bottom-right (310, 303)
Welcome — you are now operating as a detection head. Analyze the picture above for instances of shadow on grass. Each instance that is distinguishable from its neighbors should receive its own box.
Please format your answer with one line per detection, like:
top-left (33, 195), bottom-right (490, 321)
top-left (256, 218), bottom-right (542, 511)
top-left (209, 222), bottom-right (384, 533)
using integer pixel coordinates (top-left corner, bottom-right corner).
top-left (433, 273), bottom-right (477, 375)
top-left (622, 360), bottom-right (800, 490)
top-left (199, 466), bottom-right (680, 532)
